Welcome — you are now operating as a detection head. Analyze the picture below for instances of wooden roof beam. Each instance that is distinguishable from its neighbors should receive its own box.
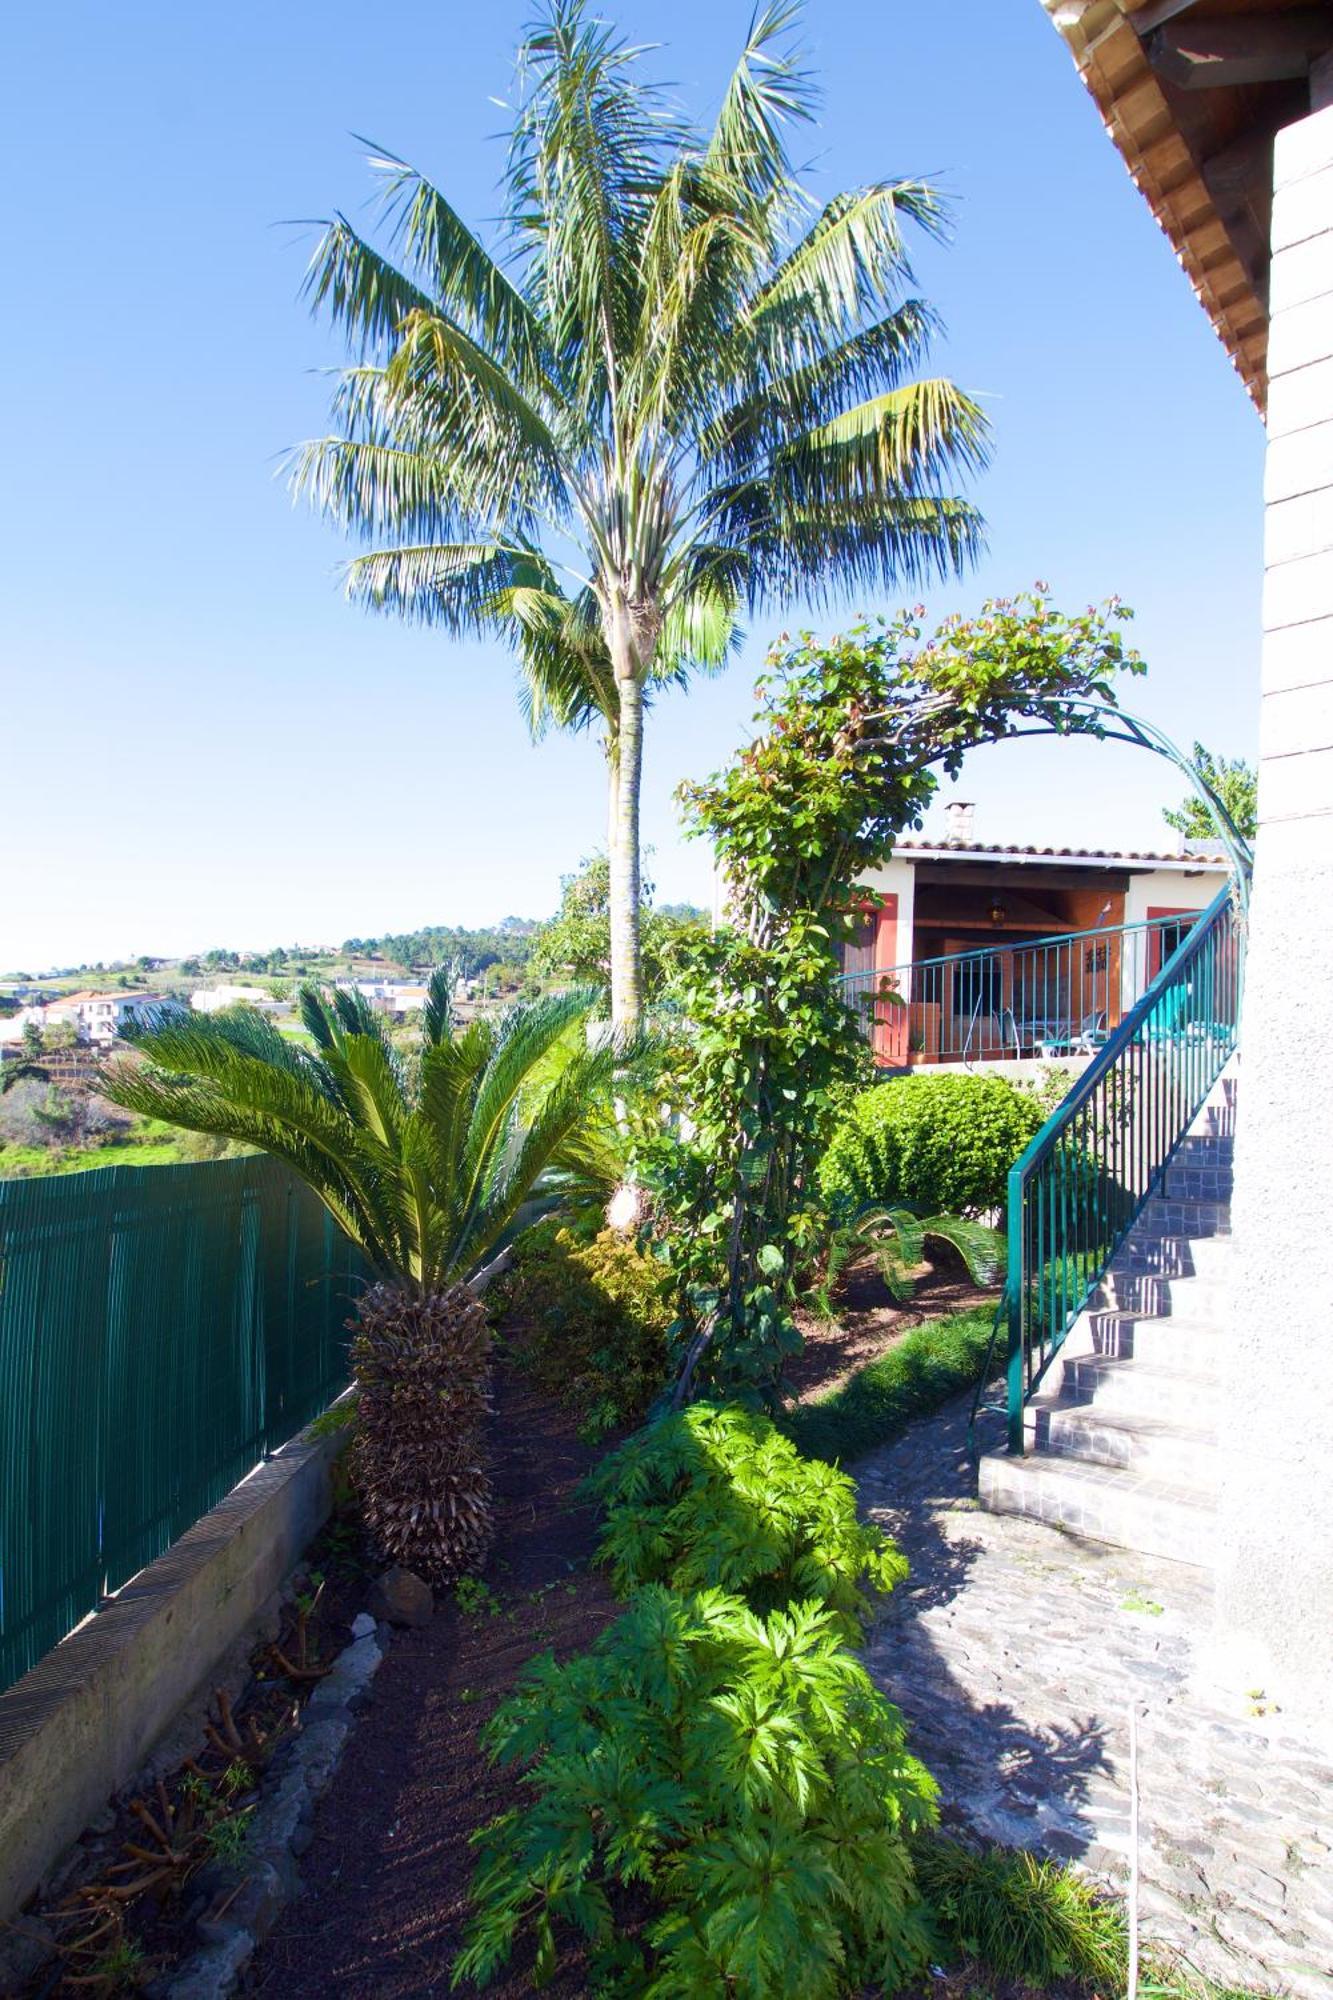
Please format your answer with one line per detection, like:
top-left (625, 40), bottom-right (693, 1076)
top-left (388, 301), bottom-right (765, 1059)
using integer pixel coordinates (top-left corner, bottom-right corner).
top-left (1128, 0), bottom-right (1204, 35)
top-left (1148, 13), bottom-right (1333, 91)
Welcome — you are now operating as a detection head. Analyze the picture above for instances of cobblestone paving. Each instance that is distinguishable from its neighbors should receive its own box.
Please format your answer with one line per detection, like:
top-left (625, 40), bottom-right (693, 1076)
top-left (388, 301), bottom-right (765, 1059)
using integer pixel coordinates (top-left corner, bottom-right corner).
top-left (856, 1400), bottom-right (1333, 1999)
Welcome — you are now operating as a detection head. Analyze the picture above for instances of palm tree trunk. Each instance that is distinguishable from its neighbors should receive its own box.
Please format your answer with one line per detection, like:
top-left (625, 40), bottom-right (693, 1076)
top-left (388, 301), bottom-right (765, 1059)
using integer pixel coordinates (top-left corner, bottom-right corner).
top-left (608, 667), bottom-right (645, 1039)
top-left (350, 1279), bottom-right (493, 1582)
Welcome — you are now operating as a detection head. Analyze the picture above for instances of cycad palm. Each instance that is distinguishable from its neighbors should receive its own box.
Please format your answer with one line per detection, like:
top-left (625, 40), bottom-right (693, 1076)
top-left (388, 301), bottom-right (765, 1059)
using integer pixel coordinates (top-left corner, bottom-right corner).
top-left (104, 979), bottom-right (614, 1577)
top-left (291, 0), bottom-right (989, 1035)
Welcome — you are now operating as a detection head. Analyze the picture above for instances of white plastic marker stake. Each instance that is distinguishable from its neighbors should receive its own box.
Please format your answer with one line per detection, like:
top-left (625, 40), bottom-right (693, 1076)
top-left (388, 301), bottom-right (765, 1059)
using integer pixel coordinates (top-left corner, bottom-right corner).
top-left (1128, 1702), bottom-right (1141, 2000)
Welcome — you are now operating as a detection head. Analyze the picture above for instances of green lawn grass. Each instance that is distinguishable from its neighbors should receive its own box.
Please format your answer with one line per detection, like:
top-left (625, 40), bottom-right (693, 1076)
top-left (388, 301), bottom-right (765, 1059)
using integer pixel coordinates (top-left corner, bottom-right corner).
top-left (0, 1138), bottom-right (193, 1178)
top-left (783, 1305), bottom-right (997, 1465)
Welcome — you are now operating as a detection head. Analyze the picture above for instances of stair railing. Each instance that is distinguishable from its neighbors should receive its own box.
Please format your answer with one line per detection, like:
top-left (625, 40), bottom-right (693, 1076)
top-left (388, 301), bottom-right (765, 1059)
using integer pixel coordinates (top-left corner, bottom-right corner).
top-left (971, 877), bottom-right (1248, 1455)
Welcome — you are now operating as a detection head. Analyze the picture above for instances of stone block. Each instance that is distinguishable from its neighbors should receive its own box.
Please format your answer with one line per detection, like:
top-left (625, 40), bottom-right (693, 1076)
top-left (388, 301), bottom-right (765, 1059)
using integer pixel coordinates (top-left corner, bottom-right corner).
top-left (1265, 485), bottom-right (1333, 567)
top-left (1269, 293), bottom-right (1333, 381)
top-left (1267, 356), bottom-right (1333, 439)
top-left (1273, 105), bottom-right (1333, 190)
top-left (1269, 234), bottom-right (1333, 317)
top-left (1270, 165), bottom-right (1333, 255)
top-left (1264, 419), bottom-right (1333, 507)
top-left (1261, 616), bottom-right (1333, 695)
top-left (1256, 743), bottom-right (1333, 822)
top-left (1261, 680), bottom-right (1333, 761)
top-left (369, 1566), bottom-right (434, 1628)
top-left (1262, 548), bottom-right (1333, 632)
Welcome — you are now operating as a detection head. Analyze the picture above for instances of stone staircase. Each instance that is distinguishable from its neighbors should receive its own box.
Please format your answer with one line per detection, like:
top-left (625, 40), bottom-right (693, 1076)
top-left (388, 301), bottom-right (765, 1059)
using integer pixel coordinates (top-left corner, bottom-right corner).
top-left (979, 1063), bottom-right (1237, 1568)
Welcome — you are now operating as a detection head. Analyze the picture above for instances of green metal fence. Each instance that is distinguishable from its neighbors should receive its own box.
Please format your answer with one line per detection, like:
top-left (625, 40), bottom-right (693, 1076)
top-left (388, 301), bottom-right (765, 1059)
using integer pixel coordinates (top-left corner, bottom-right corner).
top-left (0, 1155), bottom-right (363, 1692)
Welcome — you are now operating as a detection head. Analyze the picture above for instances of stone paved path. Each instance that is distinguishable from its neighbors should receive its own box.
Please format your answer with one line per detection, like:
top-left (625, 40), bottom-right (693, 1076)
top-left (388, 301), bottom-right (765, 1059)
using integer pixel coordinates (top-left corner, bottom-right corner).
top-left (856, 1399), bottom-right (1333, 1999)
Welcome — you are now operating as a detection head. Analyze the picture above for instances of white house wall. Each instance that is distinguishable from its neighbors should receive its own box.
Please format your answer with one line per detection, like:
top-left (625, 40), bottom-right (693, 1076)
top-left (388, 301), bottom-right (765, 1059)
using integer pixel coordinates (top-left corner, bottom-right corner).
top-left (1121, 867), bottom-right (1224, 928)
top-left (1219, 98), bottom-right (1333, 1692)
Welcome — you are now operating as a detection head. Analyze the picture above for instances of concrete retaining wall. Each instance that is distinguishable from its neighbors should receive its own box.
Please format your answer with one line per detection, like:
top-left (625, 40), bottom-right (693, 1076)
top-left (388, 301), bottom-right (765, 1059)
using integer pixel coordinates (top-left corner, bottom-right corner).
top-left (0, 1402), bottom-right (351, 1922)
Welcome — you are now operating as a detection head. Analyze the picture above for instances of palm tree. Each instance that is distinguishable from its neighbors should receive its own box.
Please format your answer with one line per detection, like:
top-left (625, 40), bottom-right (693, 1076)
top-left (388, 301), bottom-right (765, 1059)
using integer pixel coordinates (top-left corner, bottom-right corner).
top-left (103, 978), bottom-right (614, 1580)
top-left (290, 0), bottom-right (989, 1036)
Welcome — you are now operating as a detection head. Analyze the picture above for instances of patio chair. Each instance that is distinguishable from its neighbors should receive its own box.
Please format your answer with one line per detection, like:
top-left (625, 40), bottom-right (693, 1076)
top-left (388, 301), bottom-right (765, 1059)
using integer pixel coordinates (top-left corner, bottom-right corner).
top-left (1036, 1010), bottom-right (1108, 1059)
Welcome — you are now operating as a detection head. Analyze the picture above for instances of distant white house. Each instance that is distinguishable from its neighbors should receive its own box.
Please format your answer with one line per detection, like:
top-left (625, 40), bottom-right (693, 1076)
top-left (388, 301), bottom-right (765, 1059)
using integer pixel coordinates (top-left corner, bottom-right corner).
top-left (190, 985), bottom-right (284, 1015)
top-left (335, 980), bottom-right (430, 1015)
top-left (7, 992), bottom-right (161, 1047)
top-left (0, 1006), bottom-right (50, 1046)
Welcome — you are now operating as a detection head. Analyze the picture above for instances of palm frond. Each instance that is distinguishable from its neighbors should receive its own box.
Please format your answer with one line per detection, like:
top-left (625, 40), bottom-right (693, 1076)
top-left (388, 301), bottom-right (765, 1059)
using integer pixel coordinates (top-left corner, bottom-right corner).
top-left (363, 141), bottom-right (555, 396)
top-left (105, 978), bottom-right (609, 1295)
top-left (424, 965), bottom-right (454, 1047)
top-left (300, 216), bottom-right (437, 355)
top-left (703, 2), bottom-right (814, 204)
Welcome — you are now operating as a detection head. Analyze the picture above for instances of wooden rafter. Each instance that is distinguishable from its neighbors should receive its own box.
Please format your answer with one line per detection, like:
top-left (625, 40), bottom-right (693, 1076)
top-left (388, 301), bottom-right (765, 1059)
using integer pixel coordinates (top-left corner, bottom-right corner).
top-left (1147, 11), bottom-right (1333, 90)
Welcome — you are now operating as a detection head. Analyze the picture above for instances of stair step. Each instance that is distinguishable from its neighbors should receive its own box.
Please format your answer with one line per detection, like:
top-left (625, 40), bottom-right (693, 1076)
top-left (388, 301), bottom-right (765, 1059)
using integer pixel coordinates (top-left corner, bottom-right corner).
top-left (979, 1451), bottom-right (1217, 1567)
top-left (1137, 1195), bottom-right (1231, 1239)
top-left (1084, 1310), bottom-right (1228, 1371)
top-left (1028, 1400), bottom-right (1219, 1484)
top-left (1162, 1164), bottom-right (1234, 1201)
top-left (1091, 1271), bottom-right (1232, 1321)
top-left (1063, 1354), bottom-right (1220, 1422)
top-left (1117, 1231), bottom-right (1234, 1279)
top-left (1173, 1132), bottom-right (1234, 1164)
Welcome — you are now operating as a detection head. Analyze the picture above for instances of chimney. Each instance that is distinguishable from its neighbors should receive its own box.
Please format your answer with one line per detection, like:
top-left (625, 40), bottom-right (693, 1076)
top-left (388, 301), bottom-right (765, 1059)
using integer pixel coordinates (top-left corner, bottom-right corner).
top-left (945, 801), bottom-right (975, 845)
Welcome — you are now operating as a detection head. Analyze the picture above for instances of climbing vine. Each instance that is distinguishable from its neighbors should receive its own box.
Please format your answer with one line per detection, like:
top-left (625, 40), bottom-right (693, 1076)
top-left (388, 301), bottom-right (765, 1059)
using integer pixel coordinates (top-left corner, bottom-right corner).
top-left (642, 592), bottom-right (1144, 1404)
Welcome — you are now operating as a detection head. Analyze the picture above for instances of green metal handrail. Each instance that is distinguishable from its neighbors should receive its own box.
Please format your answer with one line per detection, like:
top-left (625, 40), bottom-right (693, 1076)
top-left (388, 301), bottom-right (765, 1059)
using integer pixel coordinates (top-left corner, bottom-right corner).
top-left (969, 875), bottom-right (1247, 1454)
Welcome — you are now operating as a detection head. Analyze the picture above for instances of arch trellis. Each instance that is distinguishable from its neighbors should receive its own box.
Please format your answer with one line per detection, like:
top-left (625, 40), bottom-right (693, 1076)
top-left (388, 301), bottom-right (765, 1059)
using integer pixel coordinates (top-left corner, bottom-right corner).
top-left (995, 699), bottom-right (1253, 910)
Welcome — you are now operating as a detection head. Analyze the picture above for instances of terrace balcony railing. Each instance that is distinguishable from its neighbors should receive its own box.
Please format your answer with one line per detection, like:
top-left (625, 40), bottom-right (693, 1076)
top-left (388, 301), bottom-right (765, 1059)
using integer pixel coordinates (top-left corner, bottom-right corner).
top-left (836, 912), bottom-right (1200, 1070)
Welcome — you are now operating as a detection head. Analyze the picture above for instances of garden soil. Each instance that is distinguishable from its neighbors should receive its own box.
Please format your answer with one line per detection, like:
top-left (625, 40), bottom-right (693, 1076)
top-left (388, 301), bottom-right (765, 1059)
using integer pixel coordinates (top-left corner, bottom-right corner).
top-left (244, 1363), bottom-right (618, 1999)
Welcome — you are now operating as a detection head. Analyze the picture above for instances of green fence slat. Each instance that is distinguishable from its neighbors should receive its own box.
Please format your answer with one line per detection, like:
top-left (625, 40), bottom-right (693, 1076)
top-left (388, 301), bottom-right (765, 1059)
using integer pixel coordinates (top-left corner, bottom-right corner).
top-left (0, 1155), bottom-right (363, 1692)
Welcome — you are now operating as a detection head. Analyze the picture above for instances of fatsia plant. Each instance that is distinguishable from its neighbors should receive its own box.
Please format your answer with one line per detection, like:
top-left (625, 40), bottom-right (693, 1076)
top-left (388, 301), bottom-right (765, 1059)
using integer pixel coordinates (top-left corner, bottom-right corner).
top-left (584, 1401), bottom-right (908, 1640)
top-left (291, 0), bottom-right (989, 1036)
top-left (454, 1585), bottom-right (937, 1995)
top-left (103, 978), bottom-right (614, 1578)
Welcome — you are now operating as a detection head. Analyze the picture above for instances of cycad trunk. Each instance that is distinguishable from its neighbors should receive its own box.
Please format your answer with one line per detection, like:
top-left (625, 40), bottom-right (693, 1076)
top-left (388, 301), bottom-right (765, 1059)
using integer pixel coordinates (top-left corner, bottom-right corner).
top-left (349, 1280), bottom-right (494, 1582)
top-left (608, 666), bottom-right (645, 1040)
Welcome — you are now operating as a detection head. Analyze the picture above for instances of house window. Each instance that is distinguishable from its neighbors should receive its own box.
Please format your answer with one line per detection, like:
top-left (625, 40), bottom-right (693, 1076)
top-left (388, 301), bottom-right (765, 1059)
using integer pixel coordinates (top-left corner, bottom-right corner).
top-left (953, 952), bottom-right (1003, 1025)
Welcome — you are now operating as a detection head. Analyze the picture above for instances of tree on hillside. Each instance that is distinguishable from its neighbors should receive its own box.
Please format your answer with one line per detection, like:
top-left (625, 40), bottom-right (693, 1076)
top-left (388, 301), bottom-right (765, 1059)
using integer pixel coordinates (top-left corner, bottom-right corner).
top-left (1163, 742), bottom-right (1257, 845)
top-left (292, 0), bottom-right (988, 1036)
top-left (531, 853), bottom-right (708, 997)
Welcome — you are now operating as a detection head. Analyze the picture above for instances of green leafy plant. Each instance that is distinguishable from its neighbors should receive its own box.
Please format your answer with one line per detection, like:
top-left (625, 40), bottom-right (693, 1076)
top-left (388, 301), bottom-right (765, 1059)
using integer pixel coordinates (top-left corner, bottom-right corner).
top-left (454, 1586), bottom-right (938, 1996)
top-left (644, 595), bottom-right (1142, 1403)
top-left (585, 1402), bottom-right (906, 1640)
top-left (292, 1), bottom-right (991, 1037)
top-left (819, 1073), bottom-right (1043, 1221)
top-left (497, 1218), bottom-right (672, 1438)
top-left (86, 1937), bottom-right (149, 1994)
top-left (105, 978), bottom-right (617, 1581)
top-left (915, 1838), bottom-right (1127, 1988)
top-left (454, 1575), bottom-right (502, 1618)
top-left (203, 1807), bottom-right (254, 1870)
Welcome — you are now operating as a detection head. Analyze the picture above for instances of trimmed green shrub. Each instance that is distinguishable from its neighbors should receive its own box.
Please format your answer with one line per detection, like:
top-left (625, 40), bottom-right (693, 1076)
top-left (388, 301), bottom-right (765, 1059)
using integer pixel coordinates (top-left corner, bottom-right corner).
top-left (454, 1586), bottom-right (938, 1996)
top-left (784, 1307), bottom-right (997, 1465)
top-left (584, 1402), bottom-right (907, 1640)
top-left (916, 1837), bottom-right (1127, 1987)
top-left (818, 1072), bottom-right (1044, 1219)
top-left (496, 1220), bottom-right (671, 1439)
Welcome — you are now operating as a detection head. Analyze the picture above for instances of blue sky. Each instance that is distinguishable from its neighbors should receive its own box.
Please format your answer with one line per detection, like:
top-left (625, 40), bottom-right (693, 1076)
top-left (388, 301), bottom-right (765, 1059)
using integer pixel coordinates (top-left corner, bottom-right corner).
top-left (3, 0), bottom-right (1264, 971)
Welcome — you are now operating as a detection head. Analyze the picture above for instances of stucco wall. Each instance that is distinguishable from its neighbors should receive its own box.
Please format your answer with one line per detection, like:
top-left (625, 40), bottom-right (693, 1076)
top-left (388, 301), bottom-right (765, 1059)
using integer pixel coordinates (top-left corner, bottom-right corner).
top-left (1121, 866), bottom-right (1225, 928)
top-left (1218, 102), bottom-right (1333, 1695)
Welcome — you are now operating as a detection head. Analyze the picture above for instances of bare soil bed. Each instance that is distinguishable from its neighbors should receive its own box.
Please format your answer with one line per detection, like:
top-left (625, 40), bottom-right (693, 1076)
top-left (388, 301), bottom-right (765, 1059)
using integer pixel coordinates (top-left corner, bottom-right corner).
top-left (786, 1244), bottom-right (998, 1402)
top-left (244, 1364), bottom-right (618, 2000)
